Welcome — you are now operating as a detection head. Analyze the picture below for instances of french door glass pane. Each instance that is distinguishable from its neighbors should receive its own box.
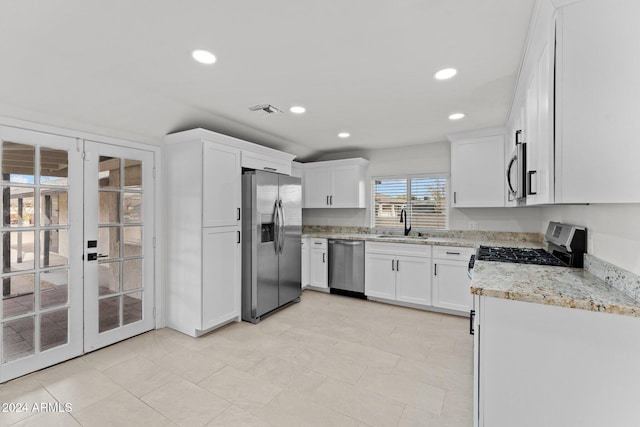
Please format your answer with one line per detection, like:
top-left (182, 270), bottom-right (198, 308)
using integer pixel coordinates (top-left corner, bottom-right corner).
top-left (99, 192), bottom-right (120, 224)
top-left (40, 229), bottom-right (69, 268)
top-left (40, 148), bottom-right (68, 186)
top-left (40, 269), bottom-right (69, 309)
top-left (123, 193), bottom-right (141, 223)
top-left (3, 187), bottom-right (34, 227)
top-left (99, 297), bottom-right (120, 333)
top-left (2, 231), bottom-right (35, 272)
top-left (123, 259), bottom-right (142, 291)
top-left (123, 226), bottom-right (142, 256)
top-left (2, 273), bottom-right (35, 318)
top-left (2, 316), bottom-right (34, 363)
top-left (123, 292), bottom-right (142, 325)
top-left (98, 226), bottom-right (120, 260)
top-left (124, 159), bottom-right (142, 189)
top-left (98, 157), bottom-right (121, 189)
top-left (40, 309), bottom-right (68, 351)
top-left (98, 262), bottom-right (120, 296)
top-left (2, 142), bottom-right (35, 184)
top-left (40, 191), bottom-right (68, 226)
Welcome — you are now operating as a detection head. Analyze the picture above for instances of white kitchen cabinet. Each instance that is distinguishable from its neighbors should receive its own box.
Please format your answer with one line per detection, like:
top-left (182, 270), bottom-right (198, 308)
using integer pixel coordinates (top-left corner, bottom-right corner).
top-left (165, 136), bottom-right (242, 337)
top-left (449, 129), bottom-right (506, 208)
top-left (432, 246), bottom-right (475, 313)
top-left (165, 128), bottom-right (295, 336)
top-left (507, 0), bottom-right (556, 206)
top-left (365, 242), bottom-right (431, 306)
top-left (475, 295), bottom-right (640, 427)
top-left (309, 238), bottom-right (328, 289)
top-left (554, 0), bottom-right (640, 203)
top-left (302, 158), bottom-right (368, 208)
top-left (301, 237), bottom-right (310, 288)
top-left (202, 226), bottom-right (241, 331)
top-left (202, 142), bottom-right (242, 227)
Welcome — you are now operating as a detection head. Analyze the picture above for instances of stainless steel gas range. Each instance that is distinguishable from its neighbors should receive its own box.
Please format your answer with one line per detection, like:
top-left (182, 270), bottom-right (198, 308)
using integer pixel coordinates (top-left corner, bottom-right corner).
top-left (468, 222), bottom-right (587, 279)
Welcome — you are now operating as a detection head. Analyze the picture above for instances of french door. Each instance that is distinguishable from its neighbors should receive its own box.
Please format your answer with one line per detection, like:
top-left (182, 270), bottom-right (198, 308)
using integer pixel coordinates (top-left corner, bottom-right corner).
top-left (0, 126), bottom-right (155, 382)
top-left (83, 141), bottom-right (154, 352)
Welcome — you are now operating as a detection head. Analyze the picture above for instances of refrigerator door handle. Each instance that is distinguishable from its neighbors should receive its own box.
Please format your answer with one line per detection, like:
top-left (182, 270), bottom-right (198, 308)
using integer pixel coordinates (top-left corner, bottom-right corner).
top-left (278, 200), bottom-right (285, 254)
top-left (273, 200), bottom-right (280, 254)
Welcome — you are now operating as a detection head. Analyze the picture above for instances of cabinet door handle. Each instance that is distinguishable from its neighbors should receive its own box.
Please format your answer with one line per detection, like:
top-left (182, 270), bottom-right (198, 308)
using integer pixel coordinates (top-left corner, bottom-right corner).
top-left (391, 260), bottom-right (395, 271)
top-left (396, 260), bottom-right (399, 271)
top-left (264, 167), bottom-right (277, 172)
top-left (446, 251), bottom-right (460, 255)
top-left (237, 231), bottom-right (241, 244)
top-left (326, 195), bottom-right (329, 205)
top-left (527, 170), bottom-right (538, 195)
top-left (237, 208), bottom-right (241, 221)
top-left (470, 310), bottom-right (475, 335)
top-left (434, 263), bottom-right (437, 276)
top-left (329, 195), bottom-right (333, 205)
top-left (454, 191), bottom-right (457, 204)
top-left (314, 242), bottom-right (323, 245)
top-left (322, 253), bottom-right (325, 263)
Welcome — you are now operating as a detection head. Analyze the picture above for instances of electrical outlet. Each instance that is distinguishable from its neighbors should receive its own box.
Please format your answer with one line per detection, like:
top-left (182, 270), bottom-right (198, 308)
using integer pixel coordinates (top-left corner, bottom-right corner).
top-left (468, 221), bottom-right (479, 230)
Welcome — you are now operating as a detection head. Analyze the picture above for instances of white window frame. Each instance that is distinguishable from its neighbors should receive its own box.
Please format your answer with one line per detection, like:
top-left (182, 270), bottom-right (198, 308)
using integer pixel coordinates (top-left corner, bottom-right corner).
top-left (370, 173), bottom-right (449, 232)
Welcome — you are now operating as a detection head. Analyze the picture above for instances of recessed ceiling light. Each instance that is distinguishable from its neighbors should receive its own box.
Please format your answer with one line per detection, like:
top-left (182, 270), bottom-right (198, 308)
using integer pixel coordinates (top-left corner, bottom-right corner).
top-left (338, 132), bottom-right (350, 138)
top-left (290, 106), bottom-right (306, 114)
top-left (449, 112), bottom-right (465, 120)
top-left (434, 68), bottom-right (457, 80)
top-left (192, 49), bottom-right (216, 65)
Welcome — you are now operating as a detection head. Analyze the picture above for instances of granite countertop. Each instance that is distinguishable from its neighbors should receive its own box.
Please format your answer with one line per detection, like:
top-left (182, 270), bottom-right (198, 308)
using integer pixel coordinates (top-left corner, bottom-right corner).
top-left (471, 260), bottom-right (640, 317)
top-left (302, 232), bottom-right (542, 249)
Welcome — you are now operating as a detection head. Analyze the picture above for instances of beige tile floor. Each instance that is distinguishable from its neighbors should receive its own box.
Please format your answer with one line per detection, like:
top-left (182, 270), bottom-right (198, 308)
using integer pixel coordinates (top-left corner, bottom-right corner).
top-left (0, 290), bottom-right (473, 427)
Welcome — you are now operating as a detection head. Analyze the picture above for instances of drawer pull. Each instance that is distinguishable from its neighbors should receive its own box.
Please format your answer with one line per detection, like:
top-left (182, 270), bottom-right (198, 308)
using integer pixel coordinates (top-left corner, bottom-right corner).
top-left (446, 251), bottom-right (461, 255)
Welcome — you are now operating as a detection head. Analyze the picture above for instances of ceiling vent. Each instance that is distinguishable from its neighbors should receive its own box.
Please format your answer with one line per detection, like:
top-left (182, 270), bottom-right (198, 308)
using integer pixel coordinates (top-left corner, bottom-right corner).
top-left (249, 104), bottom-right (282, 114)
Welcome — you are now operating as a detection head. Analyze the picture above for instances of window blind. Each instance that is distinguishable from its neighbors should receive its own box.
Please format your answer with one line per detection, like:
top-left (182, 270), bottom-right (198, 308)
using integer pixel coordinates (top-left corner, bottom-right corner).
top-left (372, 176), bottom-right (447, 230)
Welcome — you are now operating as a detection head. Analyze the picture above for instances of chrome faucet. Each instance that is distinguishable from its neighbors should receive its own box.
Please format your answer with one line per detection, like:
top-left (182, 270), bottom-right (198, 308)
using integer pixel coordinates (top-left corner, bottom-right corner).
top-left (400, 208), bottom-right (411, 236)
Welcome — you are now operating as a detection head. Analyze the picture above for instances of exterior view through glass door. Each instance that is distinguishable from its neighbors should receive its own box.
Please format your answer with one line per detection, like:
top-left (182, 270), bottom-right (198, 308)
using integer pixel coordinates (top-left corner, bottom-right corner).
top-left (0, 126), bottom-right (155, 382)
top-left (83, 141), bottom-right (154, 352)
top-left (0, 126), bottom-right (83, 383)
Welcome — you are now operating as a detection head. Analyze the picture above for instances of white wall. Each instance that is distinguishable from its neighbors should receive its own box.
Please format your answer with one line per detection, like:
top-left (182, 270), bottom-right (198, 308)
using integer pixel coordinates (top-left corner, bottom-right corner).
top-left (540, 204), bottom-right (640, 276)
top-left (303, 141), bottom-right (542, 232)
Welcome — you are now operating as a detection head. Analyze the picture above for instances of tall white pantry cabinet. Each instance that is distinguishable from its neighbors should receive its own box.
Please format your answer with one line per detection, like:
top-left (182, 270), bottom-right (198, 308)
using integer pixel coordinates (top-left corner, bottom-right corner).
top-left (164, 135), bottom-right (242, 337)
top-left (164, 129), bottom-right (295, 337)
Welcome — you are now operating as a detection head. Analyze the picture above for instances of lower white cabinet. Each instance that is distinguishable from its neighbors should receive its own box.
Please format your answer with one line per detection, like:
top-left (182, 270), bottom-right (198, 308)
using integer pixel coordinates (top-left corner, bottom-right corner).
top-left (301, 237), bottom-right (310, 288)
top-left (432, 246), bottom-right (475, 313)
top-left (365, 243), bottom-right (431, 306)
top-left (309, 238), bottom-right (328, 288)
top-left (202, 227), bottom-right (241, 331)
top-left (475, 296), bottom-right (640, 427)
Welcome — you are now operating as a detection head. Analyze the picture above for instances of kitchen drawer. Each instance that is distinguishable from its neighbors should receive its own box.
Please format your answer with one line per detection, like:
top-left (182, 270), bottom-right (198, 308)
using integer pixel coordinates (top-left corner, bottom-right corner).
top-left (242, 151), bottom-right (291, 176)
top-left (366, 242), bottom-right (431, 258)
top-left (432, 245), bottom-right (475, 260)
top-left (310, 238), bottom-right (327, 249)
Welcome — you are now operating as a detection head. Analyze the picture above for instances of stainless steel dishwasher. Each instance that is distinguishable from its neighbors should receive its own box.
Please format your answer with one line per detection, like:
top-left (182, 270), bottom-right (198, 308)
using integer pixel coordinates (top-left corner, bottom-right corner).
top-left (328, 239), bottom-right (365, 298)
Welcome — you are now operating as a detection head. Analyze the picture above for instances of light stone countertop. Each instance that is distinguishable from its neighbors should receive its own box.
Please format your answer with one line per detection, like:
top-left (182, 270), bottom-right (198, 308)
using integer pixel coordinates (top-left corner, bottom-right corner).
top-left (301, 232), bottom-right (543, 249)
top-left (471, 260), bottom-right (640, 317)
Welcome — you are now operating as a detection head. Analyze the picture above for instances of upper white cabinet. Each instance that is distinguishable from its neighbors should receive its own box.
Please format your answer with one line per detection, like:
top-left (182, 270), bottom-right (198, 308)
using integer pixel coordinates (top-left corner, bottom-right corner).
top-left (555, 0), bottom-right (640, 203)
top-left (302, 158), bottom-right (369, 208)
top-left (508, 0), bottom-right (640, 204)
top-left (449, 129), bottom-right (506, 208)
top-left (202, 142), bottom-right (242, 227)
top-left (508, 0), bottom-right (556, 206)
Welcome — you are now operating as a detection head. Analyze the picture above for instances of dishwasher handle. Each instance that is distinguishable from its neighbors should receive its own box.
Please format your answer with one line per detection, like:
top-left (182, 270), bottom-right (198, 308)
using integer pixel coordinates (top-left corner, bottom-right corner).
top-left (329, 240), bottom-right (364, 246)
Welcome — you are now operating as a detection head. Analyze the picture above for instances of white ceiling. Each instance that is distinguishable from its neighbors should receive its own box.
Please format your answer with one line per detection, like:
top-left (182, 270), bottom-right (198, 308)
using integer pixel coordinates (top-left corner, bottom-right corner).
top-left (0, 0), bottom-right (535, 161)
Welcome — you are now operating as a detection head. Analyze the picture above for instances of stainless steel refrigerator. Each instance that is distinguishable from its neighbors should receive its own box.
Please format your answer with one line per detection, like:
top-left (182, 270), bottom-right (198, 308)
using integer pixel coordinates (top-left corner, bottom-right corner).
top-left (241, 170), bottom-right (301, 323)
